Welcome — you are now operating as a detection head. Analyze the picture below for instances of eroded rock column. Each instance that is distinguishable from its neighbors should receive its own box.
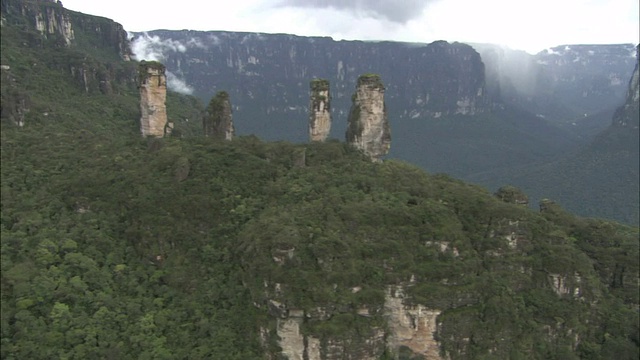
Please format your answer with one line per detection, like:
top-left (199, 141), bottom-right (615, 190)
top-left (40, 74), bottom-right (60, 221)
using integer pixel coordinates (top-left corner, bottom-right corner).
top-left (138, 61), bottom-right (167, 137)
top-left (346, 74), bottom-right (391, 162)
top-left (309, 78), bottom-right (331, 142)
top-left (203, 90), bottom-right (234, 140)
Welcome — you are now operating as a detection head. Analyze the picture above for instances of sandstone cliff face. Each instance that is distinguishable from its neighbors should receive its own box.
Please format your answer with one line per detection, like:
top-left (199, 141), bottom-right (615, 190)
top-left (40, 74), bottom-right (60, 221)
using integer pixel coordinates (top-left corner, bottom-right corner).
top-left (0, 0), bottom-right (75, 46)
top-left (1, 0), bottom-right (135, 97)
top-left (269, 286), bottom-right (444, 360)
top-left (203, 91), bottom-right (235, 140)
top-left (613, 45), bottom-right (639, 128)
top-left (139, 61), bottom-right (168, 137)
top-left (346, 74), bottom-right (391, 162)
top-left (385, 286), bottom-right (444, 360)
top-left (309, 79), bottom-right (331, 142)
top-left (1, 0), bottom-right (132, 59)
top-left (0, 67), bottom-right (30, 127)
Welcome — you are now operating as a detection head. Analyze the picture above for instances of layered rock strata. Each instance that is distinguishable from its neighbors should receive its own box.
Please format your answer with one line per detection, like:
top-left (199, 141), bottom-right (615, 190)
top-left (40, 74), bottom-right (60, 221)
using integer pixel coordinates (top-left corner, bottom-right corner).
top-left (203, 91), bottom-right (234, 140)
top-left (138, 61), bottom-right (168, 137)
top-left (270, 285), bottom-right (443, 359)
top-left (385, 286), bottom-right (444, 360)
top-left (309, 78), bottom-right (331, 142)
top-left (346, 74), bottom-right (391, 162)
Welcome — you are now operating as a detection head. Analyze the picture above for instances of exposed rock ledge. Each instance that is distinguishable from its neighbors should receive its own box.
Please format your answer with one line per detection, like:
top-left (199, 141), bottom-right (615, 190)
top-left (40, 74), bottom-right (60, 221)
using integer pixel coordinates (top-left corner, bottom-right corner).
top-left (272, 285), bottom-right (444, 359)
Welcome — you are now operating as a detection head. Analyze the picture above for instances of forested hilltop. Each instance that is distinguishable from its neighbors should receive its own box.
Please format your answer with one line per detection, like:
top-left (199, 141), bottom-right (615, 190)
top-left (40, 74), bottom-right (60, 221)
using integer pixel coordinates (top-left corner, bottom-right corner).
top-left (1, 1), bottom-right (638, 359)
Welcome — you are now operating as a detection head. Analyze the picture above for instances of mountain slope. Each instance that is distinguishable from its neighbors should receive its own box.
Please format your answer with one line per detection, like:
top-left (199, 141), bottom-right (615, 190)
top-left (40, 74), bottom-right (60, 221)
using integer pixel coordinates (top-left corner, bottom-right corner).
top-left (1, 2), bottom-right (638, 359)
top-left (471, 49), bottom-right (640, 225)
top-left (128, 29), bottom-right (640, 225)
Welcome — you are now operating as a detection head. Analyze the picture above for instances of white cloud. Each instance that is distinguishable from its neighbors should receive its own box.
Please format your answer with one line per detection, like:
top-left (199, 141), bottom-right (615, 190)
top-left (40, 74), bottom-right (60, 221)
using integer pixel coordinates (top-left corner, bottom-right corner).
top-left (63, 0), bottom-right (640, 54)
top-left (131, 33), bottom-right (194, 95)
top-left (166, 72), bottom-right (194, 95)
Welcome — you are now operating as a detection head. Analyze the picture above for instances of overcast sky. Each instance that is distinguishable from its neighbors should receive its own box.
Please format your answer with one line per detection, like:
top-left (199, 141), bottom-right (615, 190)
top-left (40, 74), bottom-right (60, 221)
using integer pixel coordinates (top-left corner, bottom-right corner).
top-left (62, 0), bottom-right (639, 54)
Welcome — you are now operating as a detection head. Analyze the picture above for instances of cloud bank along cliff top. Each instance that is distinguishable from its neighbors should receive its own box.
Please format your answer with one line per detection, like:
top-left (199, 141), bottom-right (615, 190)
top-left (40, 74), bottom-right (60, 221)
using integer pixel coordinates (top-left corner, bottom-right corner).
top-left (62, 0), bottom-right (639, 55)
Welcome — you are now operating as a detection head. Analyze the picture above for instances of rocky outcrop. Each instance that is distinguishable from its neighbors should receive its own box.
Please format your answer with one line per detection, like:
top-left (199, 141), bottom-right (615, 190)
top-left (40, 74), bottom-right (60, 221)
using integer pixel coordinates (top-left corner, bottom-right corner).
top-left (203, 91), bottom-right (234, 140)
top-left (549, 273), bottom-right (582, 298)
top-left (1, 0), bottom-right (132, 59)
top-left (271, 306), bottom-right (385, 360)
top-left (0, 67), bottom-right (30, 127)
top-left (1, 0), bottom-right (135, 97)
top-left (612, 44), bottom-right (639, 128)
top-left (266, 285), bottom-right (444, 360)
top-left (277, 312), bottom-right (307, 360)
top-left (385, 286), bottom-right (444, 360)
top-left (0, 0), bottom-right (74, 46)
top-left (346, 74), bottom-right (391, 162)
top-left (494, 185), bottom-right (529, 206)
top-left (138, 61), bottom-right (168, 137)
top-left (70, 13), bottom-right (132, 62)
top-left (309, 79), bottom-right (331, 142)
top-left (413, 41), bottom-right (488, 117)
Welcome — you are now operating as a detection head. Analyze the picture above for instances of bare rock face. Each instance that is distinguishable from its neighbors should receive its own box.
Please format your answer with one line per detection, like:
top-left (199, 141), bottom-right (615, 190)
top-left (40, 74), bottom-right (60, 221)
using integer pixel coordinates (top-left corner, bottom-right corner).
top-left (309, 78), bottom-right (331, 142)
top-left (2, 0), bottom-right (76, 46)
top-left (277, 312), bottom-right (306, 360)
top-left (203, 91), bottom-right (234, 140)
top-left (268, 286), bottom-right (443, 360)
top-left (613, 44), bottom-right (639, 128)
top-left (385, 286), bottom-right (444, 360)
top-left (138, 61), bottom-right (168, 137)
top-left (346, 74), bottom-right (391, 162)
top-left (274, 308), bottom-right (385, 360)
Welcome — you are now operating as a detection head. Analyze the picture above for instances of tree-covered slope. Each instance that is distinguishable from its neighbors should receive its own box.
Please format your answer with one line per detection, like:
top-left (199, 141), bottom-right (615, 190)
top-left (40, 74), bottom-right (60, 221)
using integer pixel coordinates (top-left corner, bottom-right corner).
top-left (1, 1), bottom-right (639, 359)
top-left (470, 50), bottom-right (639, 226)
top-left (1, 127), bottom-right (639, 359)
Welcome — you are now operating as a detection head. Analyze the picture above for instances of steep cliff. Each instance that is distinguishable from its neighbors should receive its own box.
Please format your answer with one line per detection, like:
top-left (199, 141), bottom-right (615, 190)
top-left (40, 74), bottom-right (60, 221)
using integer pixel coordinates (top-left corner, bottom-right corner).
top-left (346, 74), bottom-right (391, 162)
top-left (478, 54), bottom-right (640, 225)
top-left (475, 43), bottom-right (637, 138)
top-left (612, 45), bottom-right (639, 128)
top-left (138, 61), bottom-right (168, 137)
top-left (0, 67), bottom-right (30, 127)
top-left (0, 0), bottom-right (74, 46)
top-left (203, 90), bottom-right (234, 140)
top-left (309, 78), bottom-right (331, 142)
top-left (385, 286), bottom-right (443, 359)
top-left (0, 0), bottom-right (136, 104)
top-left (1, 0), bottom-right (131, 60)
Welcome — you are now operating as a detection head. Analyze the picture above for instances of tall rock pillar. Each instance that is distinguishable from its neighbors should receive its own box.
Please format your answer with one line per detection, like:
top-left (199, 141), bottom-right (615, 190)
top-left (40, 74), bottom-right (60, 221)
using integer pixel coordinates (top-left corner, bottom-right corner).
top-left (203, 91), bottom-right (234, 140)
top-left (138, 61), bottom-right (168, 137)
top-left (346, 74), bottom-right (391, 162)
top-left (309, 78), bottom-right (331, 142)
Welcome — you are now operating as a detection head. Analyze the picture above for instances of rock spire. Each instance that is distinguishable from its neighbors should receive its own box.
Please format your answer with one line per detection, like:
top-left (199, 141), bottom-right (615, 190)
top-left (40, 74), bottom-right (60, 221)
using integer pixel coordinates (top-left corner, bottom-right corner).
top-left (346, 74), bottom-right (391, 162)
top-left (308, 78), bottom-right (331, 142)
top-left (203, 91), bottom-right (234, 140)
top-left (138, 61), bottom-right (168, 137)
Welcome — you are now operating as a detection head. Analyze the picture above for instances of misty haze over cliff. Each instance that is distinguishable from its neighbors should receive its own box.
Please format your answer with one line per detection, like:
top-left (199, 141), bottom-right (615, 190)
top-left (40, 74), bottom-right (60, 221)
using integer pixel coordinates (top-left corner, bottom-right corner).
top-left (131, 33), bottom-right (195, 94)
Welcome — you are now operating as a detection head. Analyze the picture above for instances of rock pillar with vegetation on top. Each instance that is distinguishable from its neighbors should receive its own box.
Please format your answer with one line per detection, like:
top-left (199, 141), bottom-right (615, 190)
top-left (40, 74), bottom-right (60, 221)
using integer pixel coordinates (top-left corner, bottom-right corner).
top-left (138, 61), bottom-right (167, 137)
top-left (203, 91), bottom-right (234, 140)
top-left (494, 185), bottom-right (529, 206)
top-left (308, 78), bottom-right (331, 142)
top-left (346, 74), bottom-right (391, 162)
